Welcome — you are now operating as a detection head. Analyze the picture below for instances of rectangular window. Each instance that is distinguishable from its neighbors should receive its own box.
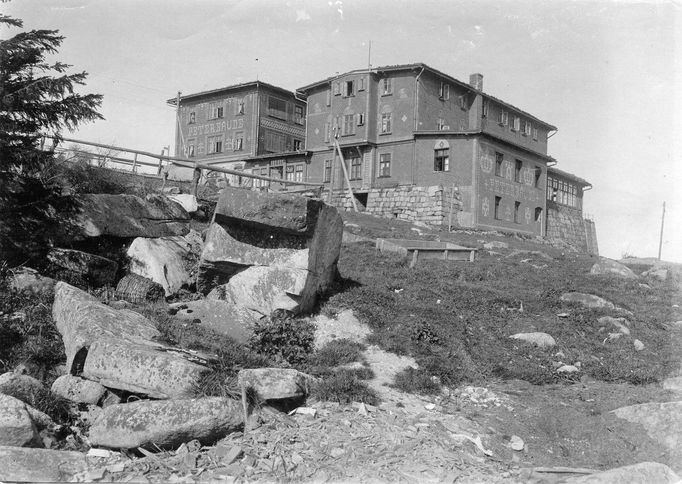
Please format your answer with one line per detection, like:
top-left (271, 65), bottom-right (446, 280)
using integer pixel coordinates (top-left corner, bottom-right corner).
top-left (188, 111), bottom-right (196, 124)
top-left (323, 159), bottom-right (332, 183)
top-left (343, 80), bottom-right (355, 97)
top-left (326, 89), bottom-right (332, 106)
top-left (434, 148), bottom-right (449, 172)
top-left (268, 97), bottom-right (287, 120)
top-left (511, 116), bottom-right (520, 131)
top-left (533, 126), bottom-right (538, 141)
top-left (379, 153), bottom-right (391, 177)
top-left (186, 141), bottom-right (195, 158)
top-left (333, 82), bottom-right (340, 96)
top-left (381, 113), bottom-right (392, 134)
top-left (286, 165), bottom-right (295, 181)
top-left (514, 159), bottom-right (522, 182)
top-left (295, 164), bottom-right (303, 182)
top-left (482, 100), bottom-right (489, 118)
top-left (349, 156), bottom-right (362, 180)
top-left (437, 118), bottom-right (447, 131)
top-left (439, 82), bottom-right (450, 100)
top-left (523, 121), bottom-right (532, 136)
top-left (209, 103), bottom-right (224, 119)
top-left (534, 167), bottom-right (542, 188)
top-left (324, 123), bottom-right (331, 143)
top-left (514, 201), bottom-right (521, 223)
top-left (207, 135), bottom-right (223, 154)
top-left (286, 164), bottom-right (303, 182)
top-left (293, 139), bottom-right (302, 151)
top-left (494, 196), bottom-right (501, 220)
top-left (534, 207), bottom-right (543, 222)
top-left (358, 77), bottom-right (365, 91)
top-left (264, 131), bottom-right (286, 152)
top-left (343, 114), bottom-right (355, 136)
top-left (382, 78), bottom-right (392, 95)
top-left (495, 152), bottom-right (503, 176)
top-left (498, 110), bottom-right (508, 126)
top-left (459, 95), bottom-right (467, 110)
top-left (234, 133), bottom-right (244, 151)
top-left (294, 105), bottom-right (304, 125)
top-left (237, 101), bottom-right (245, 115)
top-left (357, 113), bottom-right (365, 126)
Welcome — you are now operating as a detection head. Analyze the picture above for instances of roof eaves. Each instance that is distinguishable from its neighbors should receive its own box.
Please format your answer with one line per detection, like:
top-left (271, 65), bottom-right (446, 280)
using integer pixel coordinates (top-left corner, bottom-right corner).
top-left (167, 81), bottom-right (302, 105)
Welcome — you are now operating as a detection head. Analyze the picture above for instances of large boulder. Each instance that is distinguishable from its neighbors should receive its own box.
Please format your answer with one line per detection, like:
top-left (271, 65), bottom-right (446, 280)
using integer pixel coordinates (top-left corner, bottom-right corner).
top-left (565, 462), bottom-right (679, 483)
top-left (88, 397), bottom-right (242, 450)
top-left (0, 447), bottom-right (89, 482)
top-left (9, 268), bottom-right (55, 296)
top-left (171, 299), bottom-right (260, 343)
top-left (238, 368), bottom-right (316, 401)
top-left (589, 258), bottom-right (638, 279)
top-left (127, 230), bottom-right (203, 296)
top-left (50, 375), bottom-right (107, 405)
top-left (74, 193), bottom-right (190, 239)
top-left (611, 401), bottom-right (682, 469)
top-left (0, 394), bottom-right (41, 447)
top-left (52, 282), bottom-right (160, 373)
top-left (198, 187), bottom-right (343, 314)
top-left (47, 248), bottom-right (118, 287)
top-left (0, 371), bottom-right (44, 397)
top-left (208, 266), bottom-right (308, 316)
top-left (82, 338), bottom-right (210, 399)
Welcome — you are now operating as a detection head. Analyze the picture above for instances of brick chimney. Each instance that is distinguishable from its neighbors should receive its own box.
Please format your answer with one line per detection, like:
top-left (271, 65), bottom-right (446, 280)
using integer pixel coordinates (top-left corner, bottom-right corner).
top-left (469, 73), bottom-right (483, 91)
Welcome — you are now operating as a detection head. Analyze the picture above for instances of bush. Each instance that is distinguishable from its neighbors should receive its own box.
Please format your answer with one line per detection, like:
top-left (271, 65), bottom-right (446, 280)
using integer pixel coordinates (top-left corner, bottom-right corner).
top-left (249, 310), bottom-right (316, 365)
top-left (309, 339), bottom-right (365, 368)
top-left (310, 369), bottom-right (379, 405)
top-left (392, 367), bottom-right (441, 395)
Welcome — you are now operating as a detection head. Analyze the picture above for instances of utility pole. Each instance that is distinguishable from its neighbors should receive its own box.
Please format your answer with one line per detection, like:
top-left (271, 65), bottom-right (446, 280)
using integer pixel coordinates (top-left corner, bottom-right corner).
top-left (658, 201), bottom-right (666, 260)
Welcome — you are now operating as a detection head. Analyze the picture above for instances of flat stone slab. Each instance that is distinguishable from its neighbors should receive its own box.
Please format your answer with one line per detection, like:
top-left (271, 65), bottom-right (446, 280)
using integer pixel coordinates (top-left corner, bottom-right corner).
top-left (0, 446), bottom-right (89, 482)
top-left (53, 282), bottom-right (161, 373)
top-left (560, 292), bottom-right (616, 310)
top-left (171, 299), bottom-right (259, 344)
top-left (509, 332), bottom-right (556, 348)
top-left (82, 337), bottom-right (210, 399)
top-left (88, 397), bottom-right (242, 449)
top-left (76, 193), bottom-right (190, 239)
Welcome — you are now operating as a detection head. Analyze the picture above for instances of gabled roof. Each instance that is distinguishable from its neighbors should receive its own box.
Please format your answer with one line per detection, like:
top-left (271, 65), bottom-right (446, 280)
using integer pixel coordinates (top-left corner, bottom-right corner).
top-left (166, 81), bottom-right (304, 105)
top-left (548, 166), bottom-right (591, 187)
top-left (297, 63), bottom-right (556, 130)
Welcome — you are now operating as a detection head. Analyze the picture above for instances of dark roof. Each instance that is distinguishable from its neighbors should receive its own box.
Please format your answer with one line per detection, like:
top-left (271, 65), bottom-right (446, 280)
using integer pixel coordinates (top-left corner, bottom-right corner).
top-left (548, 166), bottom-right (591, 187)
top-left (166, 81), bottom-right (304, 105)
top-left (297, 63), bottom-right (556, 130)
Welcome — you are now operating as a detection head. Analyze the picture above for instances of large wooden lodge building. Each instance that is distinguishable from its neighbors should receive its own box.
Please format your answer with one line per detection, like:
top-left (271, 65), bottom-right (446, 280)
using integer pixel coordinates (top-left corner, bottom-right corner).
top-left (168, 64), bottom-right (597, 254)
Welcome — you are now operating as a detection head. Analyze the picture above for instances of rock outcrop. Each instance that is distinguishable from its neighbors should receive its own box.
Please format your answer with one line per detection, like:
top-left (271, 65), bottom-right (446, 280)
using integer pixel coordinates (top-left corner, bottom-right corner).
top-left (88, 397), bottom-right (242, 449)
top-left (74, 193), bottom-right (190, 239)
top-left (0, 394), bottom-right (42, 447)
top-left (589, 258), bottom-right (637, 279)
top-left (560, 292), bottom-right (616, 310)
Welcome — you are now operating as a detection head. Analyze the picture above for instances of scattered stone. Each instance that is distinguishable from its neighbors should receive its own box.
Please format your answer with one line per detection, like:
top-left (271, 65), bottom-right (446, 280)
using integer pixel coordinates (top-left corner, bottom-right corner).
top-left (0, 394), bottom-right (42, 447)
top-left (52, 282), bottom-right (160, 373)
top-left (86, 448), bottom-right (112, 458)
top-left (597, 316), bottom-right (630, 335)
top-left (162, 186), bottom-right (181, 195)
top-left (0, 371), bottom-right (43, 397)
top-left (47, 248), bottom-right (118, 287)
top-left (589, 258), bottom-right (638, 279)
top-left (557, 313), bottom-right (569, 318)
top-left (565, 462), bottom-right (679, 483)
top-left (560, 292), bottom-right (615, 310)
top-left (127, 230), bottom-right (202, 296)
top-left (424, 403), bottom-right (436, 411)
top-left (0, 447), bottom-right (89, 482)
top-left (238, 368), bottom-right (316, 401)
top-left (74, 193), bottom-right (190, 239)
top-left (638, 283), bottom-right (652, 289)
top-left (557, 365), bottom-right (579, 373)
top-left (509, 332), bottom-right (556, 348)
top-left (642, 267), bottom-right (668, 281)
top-left (633, 339), bottom-right (645, 351)
top-left (483, 241), bottom-right (508, 250)
top-left (50, 375), bottom-right (107, 405)
top-left (9, 267), bottom-right (56, 295)
top-left (663, 376), bottom-right (682, 394)
top-left (88, 397), bottom-right (242, 450)
top-left (222, 446), bottom-right (244, 465)
top-left (168, 193), bottom-right (199, 213)
top-left (82, 337), bottom-right (210, 399)
top-left (509, 435), bottom-right (524, 451)
top-left (171, 299), bottom-right (260, 344)
top-left (290, 407), bottom-right (317, 418)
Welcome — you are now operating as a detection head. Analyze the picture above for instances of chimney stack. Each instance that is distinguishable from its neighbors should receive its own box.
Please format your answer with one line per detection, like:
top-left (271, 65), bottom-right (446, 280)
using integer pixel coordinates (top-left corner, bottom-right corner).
top-left (469, 73), bottom-right (483, 91)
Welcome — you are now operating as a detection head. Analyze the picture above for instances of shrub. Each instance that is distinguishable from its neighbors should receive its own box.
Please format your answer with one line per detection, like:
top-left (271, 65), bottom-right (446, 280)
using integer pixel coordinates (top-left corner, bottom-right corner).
top-left (392, 367), bottom-right (441, 395)
top-left (310, 369), bottom-right (379, 405)
top-left (249, 310), bottom-right (316, 365)
top-left (309, 339), bottom-right (365, 368)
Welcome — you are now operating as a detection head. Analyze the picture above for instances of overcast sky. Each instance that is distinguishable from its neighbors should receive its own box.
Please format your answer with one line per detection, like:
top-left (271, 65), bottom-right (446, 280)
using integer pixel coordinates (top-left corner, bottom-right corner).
top-left (5, 0), bottom-right (681, 262)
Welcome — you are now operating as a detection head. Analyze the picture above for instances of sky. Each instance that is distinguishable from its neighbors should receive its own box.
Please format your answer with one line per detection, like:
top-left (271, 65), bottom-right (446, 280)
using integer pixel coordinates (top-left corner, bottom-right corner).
top-left (4, 0), bottom-right (681, 262)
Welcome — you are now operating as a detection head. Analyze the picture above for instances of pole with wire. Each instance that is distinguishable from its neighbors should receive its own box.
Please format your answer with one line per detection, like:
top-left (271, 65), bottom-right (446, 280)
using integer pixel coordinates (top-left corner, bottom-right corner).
top-left (658, 201), bottom-right (666, 260)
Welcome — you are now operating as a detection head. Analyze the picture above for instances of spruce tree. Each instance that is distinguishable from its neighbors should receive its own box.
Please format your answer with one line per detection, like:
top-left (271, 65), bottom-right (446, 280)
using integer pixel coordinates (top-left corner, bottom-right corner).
top-left (0, 14), bottom-right (103, 264)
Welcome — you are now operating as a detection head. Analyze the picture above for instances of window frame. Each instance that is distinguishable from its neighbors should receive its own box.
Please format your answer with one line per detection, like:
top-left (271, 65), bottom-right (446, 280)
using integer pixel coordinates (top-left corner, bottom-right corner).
top-left (349, 156), bottom-right (362, 180)
top-left (343, 80), bottom-right (355, 97)
top-left (234, 133), bottom-right (244, 151)
top-left (514, 201), bottom-right (521, 223)
top-left (439, 82), bottom-right (450, 100)
top-left (495, 152), bottom-right (503, 177)
top-left (498, 110), bottom-right (508, 126)
top-left (188, 111), bottom-right (196, 124)
top-left (380, 113), bottom-right (392, 134)
top-left (323, 159), bottom-right (332, 183)
top-left (293, 139), bottom-right (302, 151)
top-left (294, 105), bottom-right (304, 125)
top-left (494, 196), bottom-right (501, 220)
top-left (267, 96), bottom-right (288, 120)
top-left (434, 148), bottom-right (450, 172)
top-left (342, 114), bottom-right (355, 136)
top-left (514, 159), bottom-right (522, 183)
top-left (207, 135), bottom-right (223, 154)
top-left (357, 113), bottom-right (365, 126)
top-left (382, 78), bottom-right (392, 96)
top-left (378, 153), bottom-right (391, 177)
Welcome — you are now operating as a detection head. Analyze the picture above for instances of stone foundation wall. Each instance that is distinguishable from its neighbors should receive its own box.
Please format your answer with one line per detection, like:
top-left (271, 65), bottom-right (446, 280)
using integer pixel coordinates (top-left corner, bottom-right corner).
top-left (546, 201), bottom-right (599, 254)
top-left (331, 185), bottom-right (463, 227)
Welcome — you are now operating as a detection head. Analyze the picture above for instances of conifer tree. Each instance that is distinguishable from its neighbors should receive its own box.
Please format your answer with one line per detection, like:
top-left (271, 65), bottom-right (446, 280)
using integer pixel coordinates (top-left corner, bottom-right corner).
top-left (0, 14), bottom-right (103, 264)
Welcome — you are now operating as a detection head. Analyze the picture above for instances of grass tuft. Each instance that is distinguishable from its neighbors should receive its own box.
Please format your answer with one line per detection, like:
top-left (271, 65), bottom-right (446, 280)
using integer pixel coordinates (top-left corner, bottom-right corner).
top-left (311, 369), bottom-right (380, 405)
top-left (392, 367), bottom-right (441, 395)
